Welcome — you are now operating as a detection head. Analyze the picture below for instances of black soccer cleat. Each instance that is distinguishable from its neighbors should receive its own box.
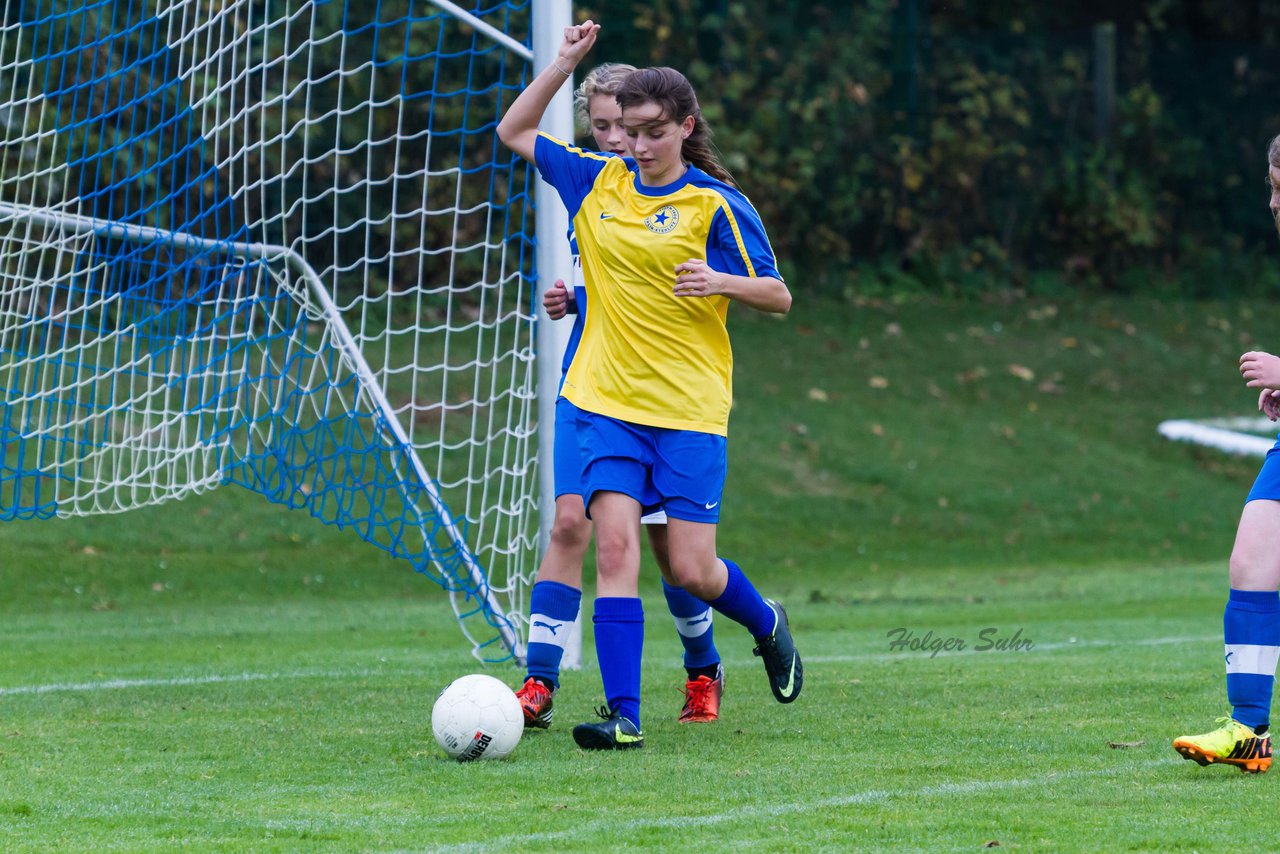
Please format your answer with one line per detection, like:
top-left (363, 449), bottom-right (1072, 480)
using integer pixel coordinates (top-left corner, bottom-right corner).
top-left (572, 705), bottom-right (645, 750)
top-left (753, 599), bottom-right (803, 703)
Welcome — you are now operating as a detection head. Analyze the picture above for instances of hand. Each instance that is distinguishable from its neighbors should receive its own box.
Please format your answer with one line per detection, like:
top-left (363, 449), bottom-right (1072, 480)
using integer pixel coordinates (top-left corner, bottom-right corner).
top-left (558, 20), bottom-right (599, 68)
top-left (542, 279), bottom-right (570, 320)
top-left (1261, 389), bottom-right (1280, 421)
top-left (673, 259), bottom-right (725, 298)
top-left (1240, 351), bottom-right (1280, 389)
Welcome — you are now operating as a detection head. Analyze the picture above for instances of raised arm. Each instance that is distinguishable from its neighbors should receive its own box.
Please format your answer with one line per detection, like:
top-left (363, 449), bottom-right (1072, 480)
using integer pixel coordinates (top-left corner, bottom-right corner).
top-left (496, 20), bottom-right (600, 163)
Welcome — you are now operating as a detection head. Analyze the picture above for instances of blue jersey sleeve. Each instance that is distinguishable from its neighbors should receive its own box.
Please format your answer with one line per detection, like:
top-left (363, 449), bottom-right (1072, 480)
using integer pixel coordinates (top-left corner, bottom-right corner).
top-left (534, 133), bottom-right (611, 221)
top-left (705, 189), bottom-right (782, 281)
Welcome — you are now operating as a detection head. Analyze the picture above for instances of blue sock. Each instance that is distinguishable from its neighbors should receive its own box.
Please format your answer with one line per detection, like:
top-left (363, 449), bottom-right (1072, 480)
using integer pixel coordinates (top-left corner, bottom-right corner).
top-left (593, 597), bottom-right (644, 729)
top-left (705, 558), bottom-right (776, 639)
top-left (662, 579), bottom-right (720, 672)
top-left (525, 580), bottom-right (581, 688)
top-left (1225, 588), bottom-right (1280, 730)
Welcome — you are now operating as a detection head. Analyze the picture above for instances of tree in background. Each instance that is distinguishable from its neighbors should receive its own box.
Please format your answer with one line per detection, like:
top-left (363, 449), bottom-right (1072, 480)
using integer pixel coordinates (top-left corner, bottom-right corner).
top-left (583, 0), bottom-right (1280, 295)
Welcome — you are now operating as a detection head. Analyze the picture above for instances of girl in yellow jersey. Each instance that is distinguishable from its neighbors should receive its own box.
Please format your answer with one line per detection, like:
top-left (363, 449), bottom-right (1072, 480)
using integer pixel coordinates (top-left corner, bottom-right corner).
top-left (515, 62), bottom-right (731, 732)
top-left (498, 20), bottom-right (802, 750)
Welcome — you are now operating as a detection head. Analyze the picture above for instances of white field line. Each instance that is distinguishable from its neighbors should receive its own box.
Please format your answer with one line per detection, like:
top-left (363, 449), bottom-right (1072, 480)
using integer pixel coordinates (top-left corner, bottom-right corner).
top-left (0, 668), bottom-right (376, 696)
top-left (0, 634), bottom-right (1218, 697)
top-left (431, 759), bottom-right (1172, 853)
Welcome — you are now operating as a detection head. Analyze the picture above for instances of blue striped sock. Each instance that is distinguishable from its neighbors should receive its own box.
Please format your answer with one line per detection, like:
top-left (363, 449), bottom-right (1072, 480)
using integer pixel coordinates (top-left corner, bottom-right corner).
top-left (525, 580), bottom-right (581, 688)
top-left (662, 579), bottom-right (720, 672)
top-left (705, 558), bottom-right (776, 639)
top-left (1225, 588), bottom-right (1280, 730)
top-left (593, 597), bottom-right (644, 729)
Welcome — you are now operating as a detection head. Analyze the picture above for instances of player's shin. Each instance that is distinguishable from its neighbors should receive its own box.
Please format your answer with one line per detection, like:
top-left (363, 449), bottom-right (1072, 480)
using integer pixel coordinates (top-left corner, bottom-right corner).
top-left (663, 578), bottom-right (720, 675)
top-left (592, 597), bottom-right (644, 728)
top-left (525, 580), bottom-right (582, 688)
top-left (1225, 588), bottom-right (1280, 731)
top-left (703, 558), bottom-right (776, 638)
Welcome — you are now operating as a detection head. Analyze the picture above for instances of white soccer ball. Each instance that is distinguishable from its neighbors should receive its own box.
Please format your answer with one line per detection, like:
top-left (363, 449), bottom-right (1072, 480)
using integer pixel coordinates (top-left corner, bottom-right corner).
top-left (431, 674), bottom-right (524, 761)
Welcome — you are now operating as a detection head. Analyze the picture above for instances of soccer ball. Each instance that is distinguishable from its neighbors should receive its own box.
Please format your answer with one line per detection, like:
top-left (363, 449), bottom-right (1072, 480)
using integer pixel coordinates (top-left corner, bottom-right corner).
top-left (431, 674), bottom-right (524, 762)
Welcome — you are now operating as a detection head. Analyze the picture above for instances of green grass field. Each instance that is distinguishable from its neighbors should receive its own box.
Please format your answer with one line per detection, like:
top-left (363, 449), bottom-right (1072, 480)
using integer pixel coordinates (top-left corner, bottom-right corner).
top-left (1, 294), bottom-right (1274, 851)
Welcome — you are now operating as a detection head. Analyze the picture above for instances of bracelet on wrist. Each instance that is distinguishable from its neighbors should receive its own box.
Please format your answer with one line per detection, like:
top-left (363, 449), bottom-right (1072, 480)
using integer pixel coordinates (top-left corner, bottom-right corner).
top-left (552, 60), bottom-right (572, 76)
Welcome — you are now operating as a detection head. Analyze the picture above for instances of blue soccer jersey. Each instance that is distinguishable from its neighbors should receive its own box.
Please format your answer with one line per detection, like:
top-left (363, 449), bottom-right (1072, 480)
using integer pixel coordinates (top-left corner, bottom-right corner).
top-left (534, 132), bottom-right (782, 436)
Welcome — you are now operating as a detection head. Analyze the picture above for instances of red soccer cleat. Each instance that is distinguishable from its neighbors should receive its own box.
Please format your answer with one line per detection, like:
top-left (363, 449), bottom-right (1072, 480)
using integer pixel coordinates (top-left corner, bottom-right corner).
top-left (678, 665), bottom-right (724, 723)
top-left (516, 677), bottom-right (555, 729)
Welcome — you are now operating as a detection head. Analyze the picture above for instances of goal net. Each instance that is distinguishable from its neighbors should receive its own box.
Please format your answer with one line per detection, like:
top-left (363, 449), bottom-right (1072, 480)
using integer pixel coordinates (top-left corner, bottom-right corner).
top-left (0, 0), bottom-right (545, 661)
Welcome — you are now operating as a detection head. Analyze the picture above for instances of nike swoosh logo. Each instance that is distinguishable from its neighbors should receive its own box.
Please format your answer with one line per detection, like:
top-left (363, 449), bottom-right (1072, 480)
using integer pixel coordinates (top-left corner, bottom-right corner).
top-left (704, 501), bottom-right (718, 510)
top-left (781, 656), bottom-right (797, 698)
top-left (599, 212), bottom-right (613, 220)
top-left (686, 614), bottom-right (710, 626)
top-left (614, 725), bottom-right (642, 743)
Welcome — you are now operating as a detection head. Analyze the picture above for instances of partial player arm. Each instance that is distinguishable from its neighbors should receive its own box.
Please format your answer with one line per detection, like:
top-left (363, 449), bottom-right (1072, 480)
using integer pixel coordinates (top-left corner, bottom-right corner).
top-left (673, 260), bottom-right (791, 314)
top-left (543, 279), bottom-right (573, 320)
top-left (673, 191), bottom-right (791, 314)
top-left (1240, 350), bottom-right (1280, 390)
top-left (1260, 389), bottom-right (1280, 422)
top-left (495, 21), bottom-right (599, 162)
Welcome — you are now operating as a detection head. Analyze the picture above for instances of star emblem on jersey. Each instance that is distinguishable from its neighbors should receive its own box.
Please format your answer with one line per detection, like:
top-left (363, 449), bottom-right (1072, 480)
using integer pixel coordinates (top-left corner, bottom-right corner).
top-left (644, 205), bottom-right (680, 234)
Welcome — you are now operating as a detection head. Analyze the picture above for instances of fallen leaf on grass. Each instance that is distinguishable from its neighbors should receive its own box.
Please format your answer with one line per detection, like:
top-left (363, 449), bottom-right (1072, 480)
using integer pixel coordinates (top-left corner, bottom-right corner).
top-left (1038, 380), bottom-right (1065, 394)
top-left (1006, 364), bottom-right (1035, 381)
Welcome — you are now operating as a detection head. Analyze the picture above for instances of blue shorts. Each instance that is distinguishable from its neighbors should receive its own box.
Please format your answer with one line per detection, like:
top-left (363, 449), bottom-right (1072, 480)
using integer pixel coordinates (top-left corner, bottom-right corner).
top-left (1247, 438), bottom-right (1280, 502)
top-left (575, 410), bottom-right (726, 523)
top-left (553, 396), bottom-right (585, 498)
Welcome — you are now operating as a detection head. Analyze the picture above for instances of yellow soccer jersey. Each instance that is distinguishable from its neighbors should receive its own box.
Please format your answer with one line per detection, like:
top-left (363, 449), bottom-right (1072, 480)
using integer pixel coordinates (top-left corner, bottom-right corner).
top-left (534, 133), bottom-right (783, 435)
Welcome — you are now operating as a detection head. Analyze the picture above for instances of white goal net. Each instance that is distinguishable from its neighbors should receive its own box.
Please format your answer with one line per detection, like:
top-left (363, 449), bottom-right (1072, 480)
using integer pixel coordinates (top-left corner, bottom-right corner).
top-left (0, 0), bottom-right (548, 661)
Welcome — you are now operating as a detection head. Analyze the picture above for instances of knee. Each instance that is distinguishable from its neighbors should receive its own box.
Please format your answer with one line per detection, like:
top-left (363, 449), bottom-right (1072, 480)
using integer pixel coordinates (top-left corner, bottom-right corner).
top-left (549, 512), bottom-right (591, 555)
top-left (595, 528), bottom-right (637, 580)
top-left (1229, 548), bottom-right (1246, 580)
top-left (666, 555), bottom-right (717, 599)
top-left (1229, 547), bottom-right (1262, 588)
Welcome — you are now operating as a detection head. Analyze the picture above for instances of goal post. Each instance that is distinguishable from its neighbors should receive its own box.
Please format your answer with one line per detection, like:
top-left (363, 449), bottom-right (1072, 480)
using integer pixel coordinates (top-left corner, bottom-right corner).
top-left (0, 0), bottom-right (576, 663)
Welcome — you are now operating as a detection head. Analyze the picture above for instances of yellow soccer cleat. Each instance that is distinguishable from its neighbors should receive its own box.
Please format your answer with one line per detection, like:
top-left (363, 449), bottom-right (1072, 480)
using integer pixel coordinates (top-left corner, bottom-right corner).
top-left (1173, 717), bottom-right (1272, 774)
